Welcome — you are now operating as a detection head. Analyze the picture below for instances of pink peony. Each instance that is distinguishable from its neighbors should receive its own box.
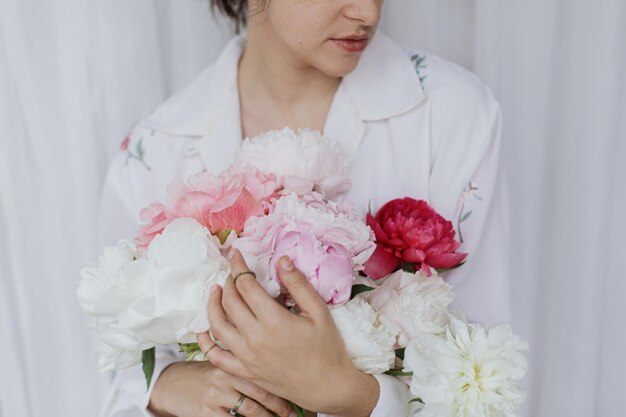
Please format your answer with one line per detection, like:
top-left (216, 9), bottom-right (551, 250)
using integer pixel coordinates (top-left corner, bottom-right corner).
top-left (135, 167), bottom-right (277, 249)
top-left (135, 203), bottom-right (169, 250)
top-left (269, 231), bottom-right (354, 305)
top-left (363, 198), bottom-right (467, 279)
top-left (233, 193), bottom-right (375, 305)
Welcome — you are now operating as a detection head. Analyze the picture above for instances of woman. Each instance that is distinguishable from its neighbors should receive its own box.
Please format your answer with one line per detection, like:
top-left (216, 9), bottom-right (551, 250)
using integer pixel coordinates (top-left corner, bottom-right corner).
top-left (98, 0), bottom-right (511, 416)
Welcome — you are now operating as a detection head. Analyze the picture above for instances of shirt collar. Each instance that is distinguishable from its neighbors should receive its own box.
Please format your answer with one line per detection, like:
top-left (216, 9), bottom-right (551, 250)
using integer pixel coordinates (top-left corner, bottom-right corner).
top-left (141, 31), bottom-right (425, 137)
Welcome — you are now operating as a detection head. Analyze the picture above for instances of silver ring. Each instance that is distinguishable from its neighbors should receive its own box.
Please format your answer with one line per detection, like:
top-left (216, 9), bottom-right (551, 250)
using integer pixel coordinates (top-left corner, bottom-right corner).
top-left (229, 393), bottom-right (246, 415)
top-left (233, 270), bottom-right (256, 285)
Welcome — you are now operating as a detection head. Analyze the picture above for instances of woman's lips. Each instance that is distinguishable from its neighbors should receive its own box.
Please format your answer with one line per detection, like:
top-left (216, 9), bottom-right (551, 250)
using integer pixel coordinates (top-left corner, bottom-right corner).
top-left (331, 38), bottom-right (370, 53)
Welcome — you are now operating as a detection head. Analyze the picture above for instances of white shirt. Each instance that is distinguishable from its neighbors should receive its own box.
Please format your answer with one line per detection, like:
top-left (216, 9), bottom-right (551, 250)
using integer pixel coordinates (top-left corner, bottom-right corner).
top-left (98, 31), bottom-right (510, 417)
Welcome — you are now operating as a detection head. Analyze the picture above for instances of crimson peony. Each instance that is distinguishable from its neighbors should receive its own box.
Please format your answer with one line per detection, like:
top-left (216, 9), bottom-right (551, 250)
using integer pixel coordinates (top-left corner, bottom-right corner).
top-left (363, 197), bottom-right (467, 279)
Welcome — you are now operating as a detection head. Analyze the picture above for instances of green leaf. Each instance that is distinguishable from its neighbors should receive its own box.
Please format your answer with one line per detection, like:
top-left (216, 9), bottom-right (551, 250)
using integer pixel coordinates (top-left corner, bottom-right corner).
top-left (136, 138), bottom-right (144, 159)
top-left (385, 369), bottom-right (414, 377)
top-left (217, 229), bottom-right (232, 245)
top-left (142, 347), bottom-right (156, 390)
top-left (179, 342), bottom-right (202, 361)
top-left (460, 210), bottom-right (473, 223)
top-left (435, 261), bottom-right (466, 274)
top-left (395, 348), bottom-right (405, 361)
top-left (350, 284), bottom-right (374, 299)
top-left (289, 402), bottom-right (305, 417)
top-left (400, 262), bottom-right (417, 273)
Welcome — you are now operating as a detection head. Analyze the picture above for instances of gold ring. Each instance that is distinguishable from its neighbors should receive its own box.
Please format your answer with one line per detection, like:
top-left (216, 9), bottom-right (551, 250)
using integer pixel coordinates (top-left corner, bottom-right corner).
top-left (233, 270), bottom-right (256, 285)
top-left (202, 343), bottom-right (220, 359)
top-left (229, 393), bottom-right (246, 415)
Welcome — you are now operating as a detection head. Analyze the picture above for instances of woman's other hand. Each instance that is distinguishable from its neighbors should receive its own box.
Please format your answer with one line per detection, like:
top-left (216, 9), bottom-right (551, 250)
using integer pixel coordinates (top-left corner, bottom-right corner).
top-left (198, 251), bottom-right (379, 417)
top-left (148, 360), bottom-right (294, 417)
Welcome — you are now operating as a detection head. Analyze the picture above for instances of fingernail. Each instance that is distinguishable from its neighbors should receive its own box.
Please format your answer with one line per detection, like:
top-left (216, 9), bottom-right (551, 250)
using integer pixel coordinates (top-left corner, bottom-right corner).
top-left (289, 412), bottom-right (297, 417)
top-left (280, 256), bottom-right (294, 271)
top-left (210, 284), bottom-right (218, 294)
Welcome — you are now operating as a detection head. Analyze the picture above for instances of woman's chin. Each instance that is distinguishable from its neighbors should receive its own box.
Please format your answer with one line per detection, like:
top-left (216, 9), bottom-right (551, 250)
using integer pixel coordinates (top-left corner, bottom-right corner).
top-left (316, 56), bottom-right (362, 78)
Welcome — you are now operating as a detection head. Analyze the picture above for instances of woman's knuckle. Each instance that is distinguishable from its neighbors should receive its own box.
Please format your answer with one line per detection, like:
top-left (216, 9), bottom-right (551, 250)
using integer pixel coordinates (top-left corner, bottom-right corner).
top-left (210, 324), bottom-right (224, 340)
top-left (276, 402), bottom-right (292, 417)
top-left (209, 355), bottom-right (223, 369)
top-left (255, 387), bottom-right (272, 403)
top-left (198, 404), bottom-right (213, 417)
top-left (245, 400), bottom-right (263, 416)
top-left (203, 386), bottom-right (217, 403)
top-left (246, 330), bottom-right (264, 349)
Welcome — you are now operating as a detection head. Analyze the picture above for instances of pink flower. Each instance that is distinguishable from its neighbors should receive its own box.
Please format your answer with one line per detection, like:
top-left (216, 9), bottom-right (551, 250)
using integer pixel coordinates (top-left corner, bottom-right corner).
top-left (233, 193), bottom-right (375, 305)
top-left (135, 203), bottom-right (168, 250)
top-left (269, 231), bottom-right (354, 305)
top-left (135, 167), bottom-right (277, 249)
top-left (363, 198), bottom-right (467, 279)
top-left (120, 135), bottom-right (131, 152)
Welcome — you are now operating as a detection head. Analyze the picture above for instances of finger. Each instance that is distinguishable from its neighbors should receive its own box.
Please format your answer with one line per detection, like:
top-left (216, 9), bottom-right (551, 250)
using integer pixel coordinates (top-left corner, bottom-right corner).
top-left (197, 332), bottom-right (256, 380)
top-left (231, 250), bottom-right (286, 319)
top-left (277, 256), bottom-right (327, 317)
top-left (233, 379), bottom-right (293, 417)
top-left (208, 285), bottom-right (242, 348)
top-left (205, 409), bottom-right (231, 417)
top-left (223, 391), bottom-right (274, 417)
top-left (232, 394), bottom-right (275, 417)
top-left (223, 272), bottom-right (257, 329)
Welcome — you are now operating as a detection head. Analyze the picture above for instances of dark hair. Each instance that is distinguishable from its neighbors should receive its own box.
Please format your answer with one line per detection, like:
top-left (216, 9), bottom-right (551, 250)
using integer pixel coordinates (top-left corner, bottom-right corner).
top-left (211, 0), bottom-right (268, 33)
top-left (210, 0), bottom-right (247, 32)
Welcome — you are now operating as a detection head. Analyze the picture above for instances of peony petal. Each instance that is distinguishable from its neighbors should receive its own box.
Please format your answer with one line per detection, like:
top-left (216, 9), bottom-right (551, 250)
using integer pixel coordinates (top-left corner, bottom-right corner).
top-left (401, 247), bottom-right (426, 263)
top-left (366, 212), bottom-right (390, 245)
top-left (427, 252), bottom-right (468, 269)
top-left (363, 244), bottom-right (401, 279)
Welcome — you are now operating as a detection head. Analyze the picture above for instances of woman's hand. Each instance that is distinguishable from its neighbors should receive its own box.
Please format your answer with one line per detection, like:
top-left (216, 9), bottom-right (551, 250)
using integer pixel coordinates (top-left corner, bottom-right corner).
top-left (197, 251), bottom-right (380, 417)
top-left (148, 360), bottom-right (294, 417)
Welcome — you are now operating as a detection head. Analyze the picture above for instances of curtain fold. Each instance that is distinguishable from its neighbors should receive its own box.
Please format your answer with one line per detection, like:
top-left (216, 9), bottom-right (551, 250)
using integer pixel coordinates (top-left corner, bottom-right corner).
top-left (1, 1), bottom-right (624, 416)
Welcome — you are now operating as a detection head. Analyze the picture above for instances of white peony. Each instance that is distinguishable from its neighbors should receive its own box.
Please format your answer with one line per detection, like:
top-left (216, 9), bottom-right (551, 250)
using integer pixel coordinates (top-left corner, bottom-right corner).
top-left (329, 296), bottom-right (396, 374)
top-left (77, 218), bottom-right (230, 370)
top-left (98, 342), bottom-right (142, 371)
top-left (237, 127), bottom-right (351, 199)
top-left (368, 269), bottom-right (454, 348)
top-left (403, 316), bottom-right (529, 417)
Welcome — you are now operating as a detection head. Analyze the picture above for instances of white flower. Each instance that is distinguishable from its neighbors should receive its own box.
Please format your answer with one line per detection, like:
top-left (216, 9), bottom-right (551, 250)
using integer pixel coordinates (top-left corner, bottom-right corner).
top-left (368, 269), bottom-right (453, 347)
top-left (329, 296), bottom-right (396, 374)
top-left (237, 128), bottom-right (351, 199)
top-left (77, 218), bottom-right (230, 369)
top-left (98, 343), bottom-right (142, 371)
top-left (77, 240), bottom-right (137, 317)
top-left (403, 316), bottom-right (529, 417)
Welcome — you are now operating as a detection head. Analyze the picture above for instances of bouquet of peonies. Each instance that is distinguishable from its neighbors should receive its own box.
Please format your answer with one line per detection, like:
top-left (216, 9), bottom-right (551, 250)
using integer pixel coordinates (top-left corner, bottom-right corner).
top-left (78, 127), bottom-right (527, 417)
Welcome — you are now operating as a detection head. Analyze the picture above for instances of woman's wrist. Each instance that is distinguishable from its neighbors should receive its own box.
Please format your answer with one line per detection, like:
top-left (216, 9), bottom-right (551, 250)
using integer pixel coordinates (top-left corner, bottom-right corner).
top-left (147, 362), bottom-right (180, 417)
top-left (324, 368), bottom-right (380, 417)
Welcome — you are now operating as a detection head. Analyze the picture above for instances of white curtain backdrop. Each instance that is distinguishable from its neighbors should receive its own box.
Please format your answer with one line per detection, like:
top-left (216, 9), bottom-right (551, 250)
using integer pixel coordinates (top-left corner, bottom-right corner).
top-left (1, 1), bottom-right (624, 416)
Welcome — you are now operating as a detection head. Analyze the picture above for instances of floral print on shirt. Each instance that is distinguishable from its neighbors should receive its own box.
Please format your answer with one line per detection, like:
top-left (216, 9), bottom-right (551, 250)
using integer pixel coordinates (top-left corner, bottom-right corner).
top-left (457, 181), bottom-right (482, 243)
top-left (411, 53), bottom-right (428, 85)
top-left (121, 130), bottom-right (152, 171)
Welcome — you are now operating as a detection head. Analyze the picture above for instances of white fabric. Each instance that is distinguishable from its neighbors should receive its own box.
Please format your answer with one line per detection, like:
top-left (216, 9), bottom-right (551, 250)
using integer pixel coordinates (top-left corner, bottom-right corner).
top-left (96, 32), bottom-right (508, 416)
top-left (1, 1), bottom-right (624, 417)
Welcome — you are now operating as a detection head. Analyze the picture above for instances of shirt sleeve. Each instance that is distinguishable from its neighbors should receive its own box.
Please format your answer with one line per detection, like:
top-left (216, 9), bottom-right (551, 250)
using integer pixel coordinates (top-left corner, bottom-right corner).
top-left (97, 151), bottom-right (183, 417)
top-left (432, 104), bottom-right (512, 326)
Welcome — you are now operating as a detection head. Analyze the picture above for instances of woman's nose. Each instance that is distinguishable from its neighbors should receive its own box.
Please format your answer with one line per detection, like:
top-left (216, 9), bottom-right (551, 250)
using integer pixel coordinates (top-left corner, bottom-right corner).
top-left (343, 0), bottom-right (382, 27)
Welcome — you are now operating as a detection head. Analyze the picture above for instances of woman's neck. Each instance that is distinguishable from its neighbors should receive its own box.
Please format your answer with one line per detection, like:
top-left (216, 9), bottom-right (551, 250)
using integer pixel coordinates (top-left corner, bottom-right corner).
top-left (237, 24), bottom-right (341, 137)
